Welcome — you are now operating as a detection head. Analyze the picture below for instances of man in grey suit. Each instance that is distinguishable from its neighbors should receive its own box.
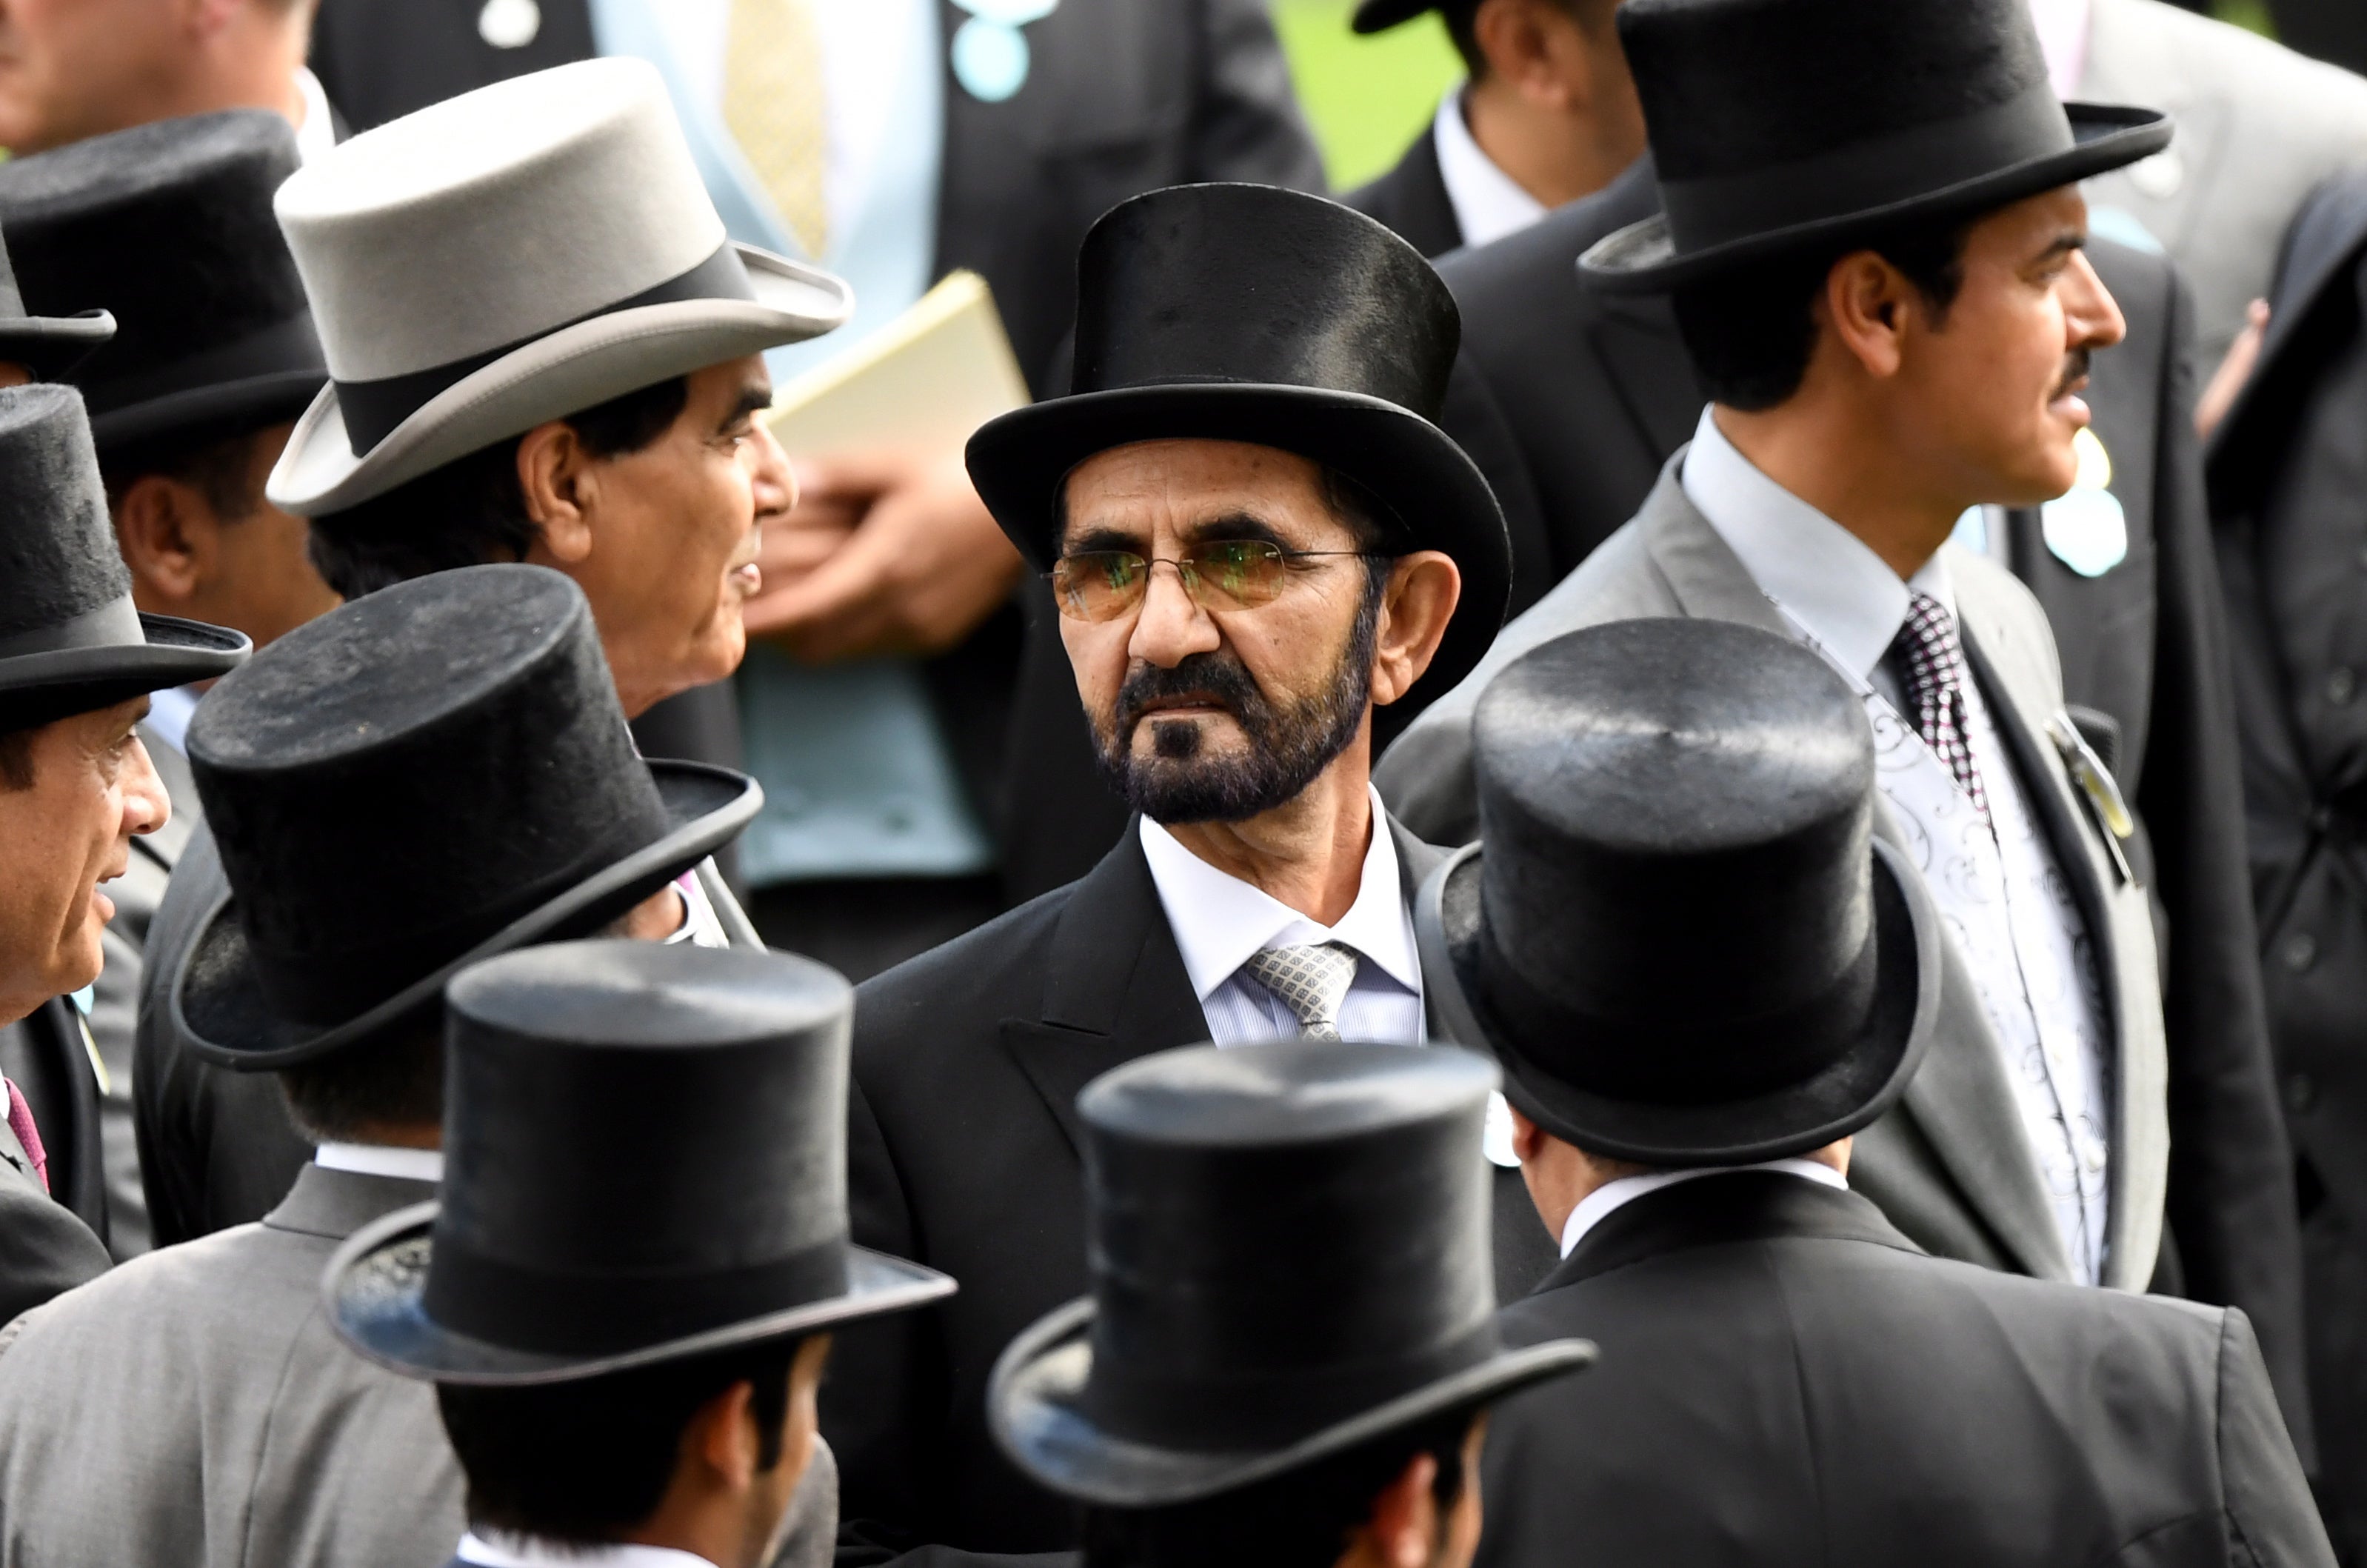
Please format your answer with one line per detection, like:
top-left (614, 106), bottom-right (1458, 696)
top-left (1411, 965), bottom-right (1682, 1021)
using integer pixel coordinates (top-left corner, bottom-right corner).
top-left (0, 564), bottom-right (768, 1568)
top-left (1383, 0), bottom-right (2205, 1315)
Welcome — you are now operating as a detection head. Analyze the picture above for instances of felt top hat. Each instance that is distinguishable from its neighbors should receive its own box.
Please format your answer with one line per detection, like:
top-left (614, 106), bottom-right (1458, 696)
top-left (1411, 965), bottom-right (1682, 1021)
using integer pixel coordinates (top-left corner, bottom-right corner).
top-left (327, 940), bottom-right (955, 1384)
top-left (1579, 0), bottom-right (2172, 292)
top-left (0, 110), bottom-right (327, 458)
top-left (990, 1041), bottom-right (1593, 1508)
top-left (966, 183), bottom-right (1512, 707)
top-left (1349, 0), bottom-right (1459, 32)
top-left (1415, 619), bottom-right (1942, 1166)
top-left (265, 57), bottom-right (852, 517)
top-left (0, 384), bottom-right (247, 729)
top-left (171, 564), bottom-right (761, 1071)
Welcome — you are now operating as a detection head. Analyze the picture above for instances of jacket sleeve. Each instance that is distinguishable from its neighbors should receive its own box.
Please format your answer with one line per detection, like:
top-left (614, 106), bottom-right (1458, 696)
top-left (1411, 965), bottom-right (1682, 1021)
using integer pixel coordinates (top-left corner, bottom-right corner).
top-left (2217, 1309), bottom-right (2338, 1567)
top-left (1188, 0), bottom-right (1329, 193)
top-left (2143, 269), bottom-right (2311, 1459)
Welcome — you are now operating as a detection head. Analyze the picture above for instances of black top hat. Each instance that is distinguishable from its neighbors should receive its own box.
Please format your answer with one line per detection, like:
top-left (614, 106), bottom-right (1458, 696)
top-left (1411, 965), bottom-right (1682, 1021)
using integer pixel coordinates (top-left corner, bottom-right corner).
top-left (967, 184), bottom-right (1512, 707)
top-left (0, 384), bottom-right (247, 729)
top-left (1579, 0), bottom-right (2172, 292)
top-left (1415, 620), bottom-right (1942, 1166)
top-left (327, 941), bottom-right (955, 1384)
top-left (0, 110), bottom-right (327, 458)
top-left (171, 564), bottom-right (761, 1072)
top-left (1349, 0), bottom-right (1461, 30)
top-left (991, 1041), bottom-right (1592, 1508)
top-left (0, 223), bottom-right (112, 380)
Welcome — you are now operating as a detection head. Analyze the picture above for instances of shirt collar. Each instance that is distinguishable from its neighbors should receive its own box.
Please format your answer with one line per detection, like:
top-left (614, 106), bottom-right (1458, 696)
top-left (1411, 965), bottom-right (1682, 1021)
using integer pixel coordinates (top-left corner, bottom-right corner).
top-left (2027, 0), bottom-right (2093, 99)
top-left (1432, 85), bottom-right (1548, 250)
top-left (458, 1533), bottom-right (717, 1568)
top-left (1680, 407), bottom-right (1955, 682)
top-left (293, 66), bottom-right (338, 166)
top-left (1560, 1159), bottom-right (1849, 1258)
top-left (1139, 787), bottom-right (1421, 1002)
top-left (313, 1142), bottom-right (444, 1184)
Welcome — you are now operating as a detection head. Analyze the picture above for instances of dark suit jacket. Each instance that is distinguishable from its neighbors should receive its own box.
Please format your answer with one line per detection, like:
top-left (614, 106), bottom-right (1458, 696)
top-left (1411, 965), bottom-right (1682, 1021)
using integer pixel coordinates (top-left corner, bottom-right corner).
top-left (1344, 125), bottom-right (1462, 260)
top-left (827, 819), bottom-right (1559, 1559)
top-left (1478, 1172), bottom-right (2332, 1568)
top-left (306, 0), bottom-right (1327, 900)
top-left (1394, 154), bottom-right (2306, 1439)
top-left (0, 1051), bottom-right (108, 1329)
top-left (0, 997), bottom-right (106, 1243)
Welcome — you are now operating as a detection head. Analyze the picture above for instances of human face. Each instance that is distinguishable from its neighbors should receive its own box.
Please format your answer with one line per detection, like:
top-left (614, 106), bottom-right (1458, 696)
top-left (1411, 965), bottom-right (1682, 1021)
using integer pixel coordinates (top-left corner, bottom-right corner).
top-left (0, 696), bottom-right (168, 1024)
top-left (1887, 186), bottom-right (2126, 507)
top-left (1058, 441), bottom-right (1388, 825)
top-left (532, 357), bottom-right (790, 718)
top-left (0, 0), bottom-right (186, 153)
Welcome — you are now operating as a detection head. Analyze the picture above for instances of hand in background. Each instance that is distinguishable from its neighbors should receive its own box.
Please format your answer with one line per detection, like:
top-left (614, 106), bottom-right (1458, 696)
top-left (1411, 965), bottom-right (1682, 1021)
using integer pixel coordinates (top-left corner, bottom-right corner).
top-left (743, 446), bottom-right (1024, 661)
top-left (2196, 298), bottom-right (2270, 441)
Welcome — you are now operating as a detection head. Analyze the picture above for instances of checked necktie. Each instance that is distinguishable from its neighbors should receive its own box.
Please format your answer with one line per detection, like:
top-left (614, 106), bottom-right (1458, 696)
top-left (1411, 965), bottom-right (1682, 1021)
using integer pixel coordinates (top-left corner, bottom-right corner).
top-left (1892, 590), bottom-right (1992, 823)
top-left (1243, 942), bottom-right (1361, 1041)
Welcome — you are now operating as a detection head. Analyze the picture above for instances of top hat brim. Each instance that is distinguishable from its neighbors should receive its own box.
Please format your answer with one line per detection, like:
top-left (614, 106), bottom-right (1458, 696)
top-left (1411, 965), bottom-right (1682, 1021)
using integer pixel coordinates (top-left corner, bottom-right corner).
top-left (324, 1199), bottom-right (958, 1385)
top-left (1580, 104), bottom-right (2173, 293)
top-left (1350, 0), bottom-right (1436, 31)
top-left (0, 611), bottom-right (250, 724)
top-left (171, 759), bottom-right (762, 1072)
top-left (1415, 836), bottom-right (1940, 1167)
top-left (267, 244), bottom-right (851, 517)
top-left (91, 368), bottom-right (329, 458)
top-left (989, 1297), bottom-right (1594, 1509)
top-left (0, 309), bottom-right (118, 380)
top-left (967, 384), bottom-right (1514, 710)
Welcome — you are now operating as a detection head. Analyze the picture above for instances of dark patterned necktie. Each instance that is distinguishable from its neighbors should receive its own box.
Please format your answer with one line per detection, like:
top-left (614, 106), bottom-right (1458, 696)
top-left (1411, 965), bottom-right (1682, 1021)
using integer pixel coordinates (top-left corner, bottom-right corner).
top-left (1892, 592), bottom-right (1991, 823)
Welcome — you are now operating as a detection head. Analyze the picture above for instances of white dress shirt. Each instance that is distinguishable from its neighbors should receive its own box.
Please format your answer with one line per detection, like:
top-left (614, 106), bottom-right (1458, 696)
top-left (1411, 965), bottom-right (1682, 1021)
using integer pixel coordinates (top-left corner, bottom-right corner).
top-left (1560, 1160), bottom-right (1848, 1257)
top-left (459, 1531), bottom-right (715, 1568)
top-left (313, 1142), bottom-right (444, 1183)
top-left (1432, 87), bottom-right (1548, 250)
top-left (1139, 787), bottom-right (1425, 1045)
top-left (1681, 409), bottom-right (2114, 1283)
top-left (143, 685), bottom-right (199, 756)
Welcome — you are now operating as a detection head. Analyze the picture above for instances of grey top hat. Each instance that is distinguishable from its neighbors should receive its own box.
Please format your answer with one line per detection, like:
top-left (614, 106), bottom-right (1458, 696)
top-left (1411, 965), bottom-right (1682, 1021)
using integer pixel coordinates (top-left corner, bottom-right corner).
top-left (266, 57), bottom-right (853, 517)
top-left (0, 384), bottom-right (247, 727)
top-left (326, 941), bottom-right (955, 1385)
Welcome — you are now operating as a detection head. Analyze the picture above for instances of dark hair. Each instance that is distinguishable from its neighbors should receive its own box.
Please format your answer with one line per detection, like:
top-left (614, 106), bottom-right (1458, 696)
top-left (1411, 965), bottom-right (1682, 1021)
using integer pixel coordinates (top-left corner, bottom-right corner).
top-left (306, 376), bottom-right (691, 601)
top-left (1441, 0), bottom-right (1604, 79)
top-left (438, 1335), bottom-right (806, 1546)
top-left (1080, 1407), bottom-right (1479, 1568)
top-left (0, 727), bottom-right (33, 790)
top-left (276, 1016), bottom-right (443, 1142)
top-left (1669, 213), bottom-right (1976, 413)
top-left (101, 425), bottom-right (271, 524)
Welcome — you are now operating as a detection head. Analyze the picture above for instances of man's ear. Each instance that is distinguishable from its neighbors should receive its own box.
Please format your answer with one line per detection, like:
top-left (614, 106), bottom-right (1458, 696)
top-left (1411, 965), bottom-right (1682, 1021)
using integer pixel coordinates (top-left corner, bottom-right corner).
top-left (1360, 1449), bottom-right (1445, 1568)
top-left (689, 1378), bottom-right (764, 1494)
top-left (517, 420), bottom-right (595, 566)
top-left (1371, 551), bottom-right (1461, 708)
top-left (1823, 251), bottom-right (1917, 382)
top-left (113, 476), bottom-right (213, 606)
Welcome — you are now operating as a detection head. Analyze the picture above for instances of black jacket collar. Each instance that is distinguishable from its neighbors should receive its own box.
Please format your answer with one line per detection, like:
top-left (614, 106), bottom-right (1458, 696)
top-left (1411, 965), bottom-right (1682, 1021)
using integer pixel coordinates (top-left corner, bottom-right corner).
top-left (1541, 1171), bottom-right (1924, 1292)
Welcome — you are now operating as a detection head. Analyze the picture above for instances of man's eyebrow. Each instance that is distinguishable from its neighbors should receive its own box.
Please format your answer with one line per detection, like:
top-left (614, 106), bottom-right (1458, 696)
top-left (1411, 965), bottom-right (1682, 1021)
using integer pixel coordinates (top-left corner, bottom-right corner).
top-left (722, 384), bottom-right (774, 429)
top-left (1061, 523), bottom-right (1145, 556)
top-left (2032, 230), bottom-right (2087, 267)
top-left (1175, 511), bottom-right (1289, 548)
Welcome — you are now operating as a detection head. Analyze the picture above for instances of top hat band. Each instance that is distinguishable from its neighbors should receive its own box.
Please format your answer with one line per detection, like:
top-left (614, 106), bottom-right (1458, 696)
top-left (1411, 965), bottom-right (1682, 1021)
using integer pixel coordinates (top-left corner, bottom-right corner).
top-left (0, 595), bottom-right (142, 661)
top-left (333, 241), bottom-right (758, 457)
top-left (1661, 84), bottom-right (2074, 257)
top-left (83, 314), bottom-right (323, 423)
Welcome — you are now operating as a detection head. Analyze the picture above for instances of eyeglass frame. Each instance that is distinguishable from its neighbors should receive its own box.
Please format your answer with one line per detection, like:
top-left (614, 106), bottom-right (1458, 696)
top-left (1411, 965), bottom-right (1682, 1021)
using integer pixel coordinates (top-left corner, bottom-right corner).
top-left (1044, 538), bottom-right (1395, 623)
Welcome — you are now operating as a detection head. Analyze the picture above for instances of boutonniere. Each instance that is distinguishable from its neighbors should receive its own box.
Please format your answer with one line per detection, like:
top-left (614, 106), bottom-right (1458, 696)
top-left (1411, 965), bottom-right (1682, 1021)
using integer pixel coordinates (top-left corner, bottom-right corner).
top-left (950, 0), bottom-right (1058, 103)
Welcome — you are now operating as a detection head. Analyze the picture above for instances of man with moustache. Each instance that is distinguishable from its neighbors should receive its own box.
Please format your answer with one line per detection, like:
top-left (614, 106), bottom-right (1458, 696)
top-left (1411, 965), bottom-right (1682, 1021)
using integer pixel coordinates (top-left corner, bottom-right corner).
top-left (1383, 0), bottom-right (2261, 1423)
top-left (827, 182), bottom-right (1525, 1559)
top-left (130, 58), bottom-right (849, 1247)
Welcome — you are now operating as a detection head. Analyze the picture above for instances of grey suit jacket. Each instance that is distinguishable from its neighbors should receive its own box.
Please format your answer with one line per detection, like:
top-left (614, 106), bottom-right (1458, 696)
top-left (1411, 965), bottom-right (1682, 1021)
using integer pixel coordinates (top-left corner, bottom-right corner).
top-left (1378, 464), bottom-right (2172, 1292)
top-left (2081, 0), bottom-right (2367, 362)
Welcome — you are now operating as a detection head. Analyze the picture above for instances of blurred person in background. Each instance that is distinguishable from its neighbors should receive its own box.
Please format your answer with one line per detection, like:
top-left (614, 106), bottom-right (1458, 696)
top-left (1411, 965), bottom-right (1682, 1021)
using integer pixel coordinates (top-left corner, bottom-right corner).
top-left (0, 0), bottom-right (334, 161)
top-left (0, 108), bottom-right (336, 1258)
top-left (304, 0), bottom-right (1329, 975)
top-left (1344, 0), bottom-right (1644, 257)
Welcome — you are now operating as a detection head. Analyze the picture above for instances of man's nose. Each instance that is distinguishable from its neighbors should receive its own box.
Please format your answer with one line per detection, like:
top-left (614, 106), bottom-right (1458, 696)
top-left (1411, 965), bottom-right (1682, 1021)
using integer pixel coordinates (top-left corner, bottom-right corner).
top-left (122, 736), bottom-right (170, 839)
top-left (1126, 560), bottom-right (1221, 668)
top-left (750, 422), bottom-right (795, 518)
top-left (2065, 249), bottom-right (2127, 352)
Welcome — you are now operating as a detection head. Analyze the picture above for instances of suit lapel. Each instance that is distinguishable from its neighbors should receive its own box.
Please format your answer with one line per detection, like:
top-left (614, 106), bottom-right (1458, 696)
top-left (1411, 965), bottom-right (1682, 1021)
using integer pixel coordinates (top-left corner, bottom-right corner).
top-left (999, 827), bottom-right (1203, 1159)
top-left (1390, 130), bottom-right (1465, 259)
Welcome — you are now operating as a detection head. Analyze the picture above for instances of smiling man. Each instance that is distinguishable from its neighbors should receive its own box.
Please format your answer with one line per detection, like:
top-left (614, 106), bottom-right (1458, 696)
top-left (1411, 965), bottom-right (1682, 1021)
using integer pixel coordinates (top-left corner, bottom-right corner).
top-left (1383, 0), bottom-right (2198, 1325)
top-left (825, 184), bottom-right (1528, 1559)
top-left (0, 382), bottom-right (246, 1318)
top-left (127, 56), bottom-right (853, 1252)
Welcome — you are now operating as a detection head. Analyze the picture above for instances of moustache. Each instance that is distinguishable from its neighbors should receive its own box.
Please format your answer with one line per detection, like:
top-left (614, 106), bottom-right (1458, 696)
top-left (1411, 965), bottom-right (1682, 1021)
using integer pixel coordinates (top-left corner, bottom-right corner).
top-left (2051, 349), bottom-right (2092, 402)
top-left (1115, 653), bottom-right (1269, 737)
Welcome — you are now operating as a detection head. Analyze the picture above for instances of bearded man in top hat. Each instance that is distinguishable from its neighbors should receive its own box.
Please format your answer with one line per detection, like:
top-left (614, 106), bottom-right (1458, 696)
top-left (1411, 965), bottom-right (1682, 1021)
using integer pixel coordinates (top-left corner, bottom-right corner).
top-left (0, 381), bottom-right (244, 1325)
top-left (129, 55), bottom-right (849, 1251)
top-left (989, 1041), bottom-right (1592, 1568)
top-left (0, 564), bottom-right (772, 1568)
top-left (325, 940), bottom-right (955, 1568)
top-left (0, 107), bottom-right (340, 1258)
top-left (1373, 0), bottom-right (2317, 1435)
top-left (829, 182), bottom-right (1535, 1557)
top-left (1425, 617), bottom-right (2329, 1568)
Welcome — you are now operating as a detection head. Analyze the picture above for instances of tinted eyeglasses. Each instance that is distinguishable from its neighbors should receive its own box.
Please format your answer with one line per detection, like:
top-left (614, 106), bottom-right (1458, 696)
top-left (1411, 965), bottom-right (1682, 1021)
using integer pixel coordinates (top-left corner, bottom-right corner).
top-left (1049, 540), bottom-right (1382, 622)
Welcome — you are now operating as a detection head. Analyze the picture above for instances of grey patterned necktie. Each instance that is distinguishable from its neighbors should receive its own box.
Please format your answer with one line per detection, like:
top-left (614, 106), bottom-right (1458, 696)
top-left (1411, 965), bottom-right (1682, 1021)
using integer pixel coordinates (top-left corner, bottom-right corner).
top-left (1242, 942), bottom-right (1361, 1041)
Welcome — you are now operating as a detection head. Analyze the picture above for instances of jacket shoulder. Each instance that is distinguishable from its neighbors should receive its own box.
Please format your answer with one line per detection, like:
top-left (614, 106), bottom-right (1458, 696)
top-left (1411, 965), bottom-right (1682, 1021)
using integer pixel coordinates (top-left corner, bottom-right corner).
top-left (852, 882), bottom-right (1078, 1058)
top-left (1950, 546), bottom-right (2067, 702)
